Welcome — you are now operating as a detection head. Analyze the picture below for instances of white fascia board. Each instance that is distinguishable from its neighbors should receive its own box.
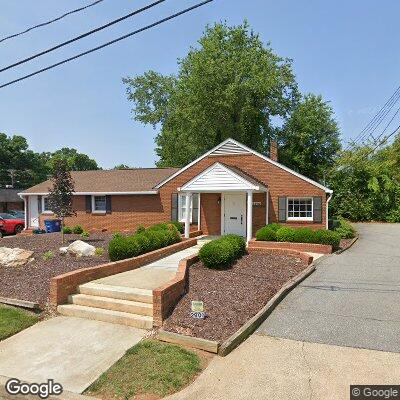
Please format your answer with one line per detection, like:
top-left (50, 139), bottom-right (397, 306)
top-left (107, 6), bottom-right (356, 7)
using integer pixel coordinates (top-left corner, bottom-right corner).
top-left (155, 137), bottom-right (333, 193)
top-left (20, 191), bottom-right (158, 196)
top-left (180, 162), bottom-right (260, 191)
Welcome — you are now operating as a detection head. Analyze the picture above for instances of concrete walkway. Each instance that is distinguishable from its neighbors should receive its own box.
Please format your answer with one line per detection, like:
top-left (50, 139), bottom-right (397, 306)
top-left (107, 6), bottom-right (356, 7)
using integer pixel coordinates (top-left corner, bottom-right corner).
top-left (0, 317), bottom-right (145, 393)
top-left (93, 242), bottom-right (204, 290)
top-left (257, 223), bottom-right (400, 352)
top-left (166, 335), bottom-right (400, 400)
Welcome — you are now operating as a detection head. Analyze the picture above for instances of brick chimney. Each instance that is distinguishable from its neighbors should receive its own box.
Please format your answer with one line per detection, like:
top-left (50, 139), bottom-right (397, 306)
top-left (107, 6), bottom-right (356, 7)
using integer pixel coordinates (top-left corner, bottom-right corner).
top-left (270, 140), bottom-right (278, 162)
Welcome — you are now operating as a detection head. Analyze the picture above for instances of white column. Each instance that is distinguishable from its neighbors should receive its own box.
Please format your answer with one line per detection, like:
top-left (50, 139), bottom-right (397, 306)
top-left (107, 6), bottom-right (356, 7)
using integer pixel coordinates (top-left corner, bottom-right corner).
top-left (23, 196), bottom-right (28, 229)
top-left (265, 189), bottom-right (269, 225)
top-left (184, 192), bottom-right (192, 238)
top-left (246, 191), bottom-right (253, 242)
top-left (197, 193), bottom-right (201, 231)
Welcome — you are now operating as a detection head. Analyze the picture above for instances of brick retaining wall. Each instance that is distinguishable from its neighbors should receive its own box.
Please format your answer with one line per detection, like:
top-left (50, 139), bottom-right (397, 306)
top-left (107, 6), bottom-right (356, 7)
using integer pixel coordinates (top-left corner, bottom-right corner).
top-left (153, 253), bottom-right (199, 327)
top-left (248, 239), bottom-right (332, 254)
top-left (50, 238), bottom-right (198, 306)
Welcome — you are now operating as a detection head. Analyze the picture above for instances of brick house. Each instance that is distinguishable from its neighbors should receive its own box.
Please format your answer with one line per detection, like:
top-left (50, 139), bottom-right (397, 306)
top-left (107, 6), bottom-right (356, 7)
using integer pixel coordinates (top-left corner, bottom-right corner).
top-left (0, 189), bottom-right (24, 213)
top-left (20, 138), bottom-right (333, 240)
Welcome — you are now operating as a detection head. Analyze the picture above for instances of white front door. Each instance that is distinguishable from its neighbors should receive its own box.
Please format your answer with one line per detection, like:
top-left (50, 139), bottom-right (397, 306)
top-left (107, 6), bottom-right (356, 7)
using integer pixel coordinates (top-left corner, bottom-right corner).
top-left (29, 196), bottom-right (39, 228)
top-left (223, 193), bottom-right (246, 237)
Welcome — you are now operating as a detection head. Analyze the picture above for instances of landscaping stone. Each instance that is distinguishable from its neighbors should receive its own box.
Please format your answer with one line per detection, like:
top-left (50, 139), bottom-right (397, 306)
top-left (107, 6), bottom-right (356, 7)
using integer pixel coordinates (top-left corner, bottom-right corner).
top-left (59, 247), bottom-right (68, 255)
top-left (0, 247), bottom-right (34, 267)
top-left (67, 240), bottom-right (95, 257)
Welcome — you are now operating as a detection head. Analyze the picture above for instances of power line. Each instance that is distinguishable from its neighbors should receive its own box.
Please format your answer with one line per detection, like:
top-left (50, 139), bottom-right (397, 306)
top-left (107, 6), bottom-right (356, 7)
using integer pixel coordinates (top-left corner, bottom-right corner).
top-left (0, 0), bottom-right (105, 44)
top-left (0, 0), bottom-right (214, 90)
top-left (0, 0), bottom-right (167, 73)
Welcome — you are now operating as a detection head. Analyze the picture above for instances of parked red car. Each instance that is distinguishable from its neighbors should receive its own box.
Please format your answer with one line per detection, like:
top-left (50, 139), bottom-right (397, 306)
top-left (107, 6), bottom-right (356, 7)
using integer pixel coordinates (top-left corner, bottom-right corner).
top-left (0, 213), bottom-right (25, 237)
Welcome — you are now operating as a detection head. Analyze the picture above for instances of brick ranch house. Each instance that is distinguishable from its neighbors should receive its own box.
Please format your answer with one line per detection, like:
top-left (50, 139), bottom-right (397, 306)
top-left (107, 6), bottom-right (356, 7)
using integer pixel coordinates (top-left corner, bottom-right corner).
top-left (20, 138), bottom-right (333, 241)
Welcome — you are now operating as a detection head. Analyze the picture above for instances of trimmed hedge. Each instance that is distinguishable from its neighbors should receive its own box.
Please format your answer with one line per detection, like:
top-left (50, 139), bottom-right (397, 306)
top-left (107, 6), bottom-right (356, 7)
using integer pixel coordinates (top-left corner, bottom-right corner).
top-left (199, 235), bottom-right (246, 270)
top-left (255, 224), bottom-right (341, 248)
top-left (72, 225), bottom-right (84, 234)
top-left (170, 221), bottom-right (184, 234)
top-left (108, 223), bottom-right (181, 261)
top-left (256, 226), bottom-right (276, 241)
top-left (62, 226), bottom-right (72, 234)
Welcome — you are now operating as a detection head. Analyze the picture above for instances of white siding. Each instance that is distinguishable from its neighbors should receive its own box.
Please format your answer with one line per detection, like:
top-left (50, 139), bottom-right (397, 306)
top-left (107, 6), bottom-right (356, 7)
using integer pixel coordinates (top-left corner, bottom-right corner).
top-left (182, 164), bottom-right (256, 191)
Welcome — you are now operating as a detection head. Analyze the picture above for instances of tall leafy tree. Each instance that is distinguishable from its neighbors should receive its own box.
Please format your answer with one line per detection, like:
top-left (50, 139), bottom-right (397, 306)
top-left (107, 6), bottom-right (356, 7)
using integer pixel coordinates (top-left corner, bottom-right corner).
top-left (48, 159), bottom-right (76, 243)
top-left (46, 148), bottom-right (99, 171)
top-left (278, 94), bottom-right (341, 182)
top-left (124, 21), bottom-right (299, 167)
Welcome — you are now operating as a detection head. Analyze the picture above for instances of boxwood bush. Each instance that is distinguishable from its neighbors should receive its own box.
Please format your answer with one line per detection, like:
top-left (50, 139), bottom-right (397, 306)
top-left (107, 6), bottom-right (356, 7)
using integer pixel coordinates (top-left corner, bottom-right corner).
top-left (267, 223), bottom-right (282, 232)
top-left (62, 226), bottom-right (72, 234)
top-left (255, 226), bottom-right (276, 241)
top-left (276, 227), bottom-right (296, 242)
top-left (313, 230), bottom-right (341, 247)
top-left (199, 234), bottom-right (246, 270)
top-left (108, 223), bottom-right (181, 261)
top-left (169, 221), bottom-right (184, 234)
top-left (293, 227), bottom-right (316, 243)
top-left (72, 225), bottom-right (84, 234)
top-left (334, 218), bottom-right (356, 239)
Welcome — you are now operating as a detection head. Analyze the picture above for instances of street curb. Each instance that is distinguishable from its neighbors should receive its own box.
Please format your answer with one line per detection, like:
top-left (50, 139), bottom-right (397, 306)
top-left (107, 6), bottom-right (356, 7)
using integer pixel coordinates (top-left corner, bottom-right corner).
top-left (0, 375), bottom-right (95, 400)
top-left (217, 262), bottom-right (316, 356)
top-left (335, 236), bottom-right (359, 255)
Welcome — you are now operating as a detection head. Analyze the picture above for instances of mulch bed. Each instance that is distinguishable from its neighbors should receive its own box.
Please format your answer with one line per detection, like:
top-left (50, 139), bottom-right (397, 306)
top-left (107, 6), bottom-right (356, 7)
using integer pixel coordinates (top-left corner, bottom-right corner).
top-left (0, 232), bottom-right (116, 307)
top-left (163, 252), bottom-right (309, 342)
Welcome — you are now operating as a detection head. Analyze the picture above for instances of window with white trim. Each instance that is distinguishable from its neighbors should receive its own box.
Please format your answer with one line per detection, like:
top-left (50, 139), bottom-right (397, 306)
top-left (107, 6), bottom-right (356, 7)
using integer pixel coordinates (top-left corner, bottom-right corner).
top-left (178, 194), bottom-right (193, 222)
top-left (92, 195), bottom-right (106, 213)
top-left (287, 198), bottom-right (313, 221)
top-left (42, 196), bottom-right (53, 213)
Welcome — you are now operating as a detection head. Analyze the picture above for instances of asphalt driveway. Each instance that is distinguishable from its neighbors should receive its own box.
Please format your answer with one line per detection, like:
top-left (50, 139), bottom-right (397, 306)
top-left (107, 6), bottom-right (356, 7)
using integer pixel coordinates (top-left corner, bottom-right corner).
top-left (258, 223), bottom-right (400, 353)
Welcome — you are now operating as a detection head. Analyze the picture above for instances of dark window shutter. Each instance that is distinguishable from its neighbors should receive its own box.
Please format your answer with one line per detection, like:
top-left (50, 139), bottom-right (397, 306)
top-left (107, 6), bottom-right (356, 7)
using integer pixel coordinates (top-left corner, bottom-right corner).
top-left (278, 196), bottom-right (287, 222)
top-left (192, 194), bottom-right (199, 224)
top-left (313, 196), bottom-right (322, 223)
top-left (85, 195), bottom-right (92, 213)
top-left (38, 195), bottom-right (42, 214)
top-left (171, 193), bottom-right (178, 221)
top-left (106, 195), bottom-right (112, 214)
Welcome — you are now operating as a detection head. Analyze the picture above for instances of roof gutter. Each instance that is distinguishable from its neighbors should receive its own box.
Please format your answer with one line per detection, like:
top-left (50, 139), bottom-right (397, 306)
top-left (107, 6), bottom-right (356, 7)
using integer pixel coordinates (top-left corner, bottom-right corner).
top-left (18, 191), bottom-right (159, 196)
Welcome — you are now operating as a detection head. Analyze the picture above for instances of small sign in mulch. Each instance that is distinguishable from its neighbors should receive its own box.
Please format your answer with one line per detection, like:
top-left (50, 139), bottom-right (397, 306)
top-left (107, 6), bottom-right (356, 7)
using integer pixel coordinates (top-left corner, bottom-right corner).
top-left (190, 300), bottom-right (205, 319)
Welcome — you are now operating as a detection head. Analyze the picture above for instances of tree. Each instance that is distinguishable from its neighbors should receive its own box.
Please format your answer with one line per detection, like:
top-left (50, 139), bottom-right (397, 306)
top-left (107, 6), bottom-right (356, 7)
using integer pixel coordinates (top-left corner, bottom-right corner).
top-left (278, 94), bottom-right (341, 182)
top-left (48, 159), bottom-right (76, 243)
top-left (46, 148), bottom-right (99, 171)
top-left (113, 164), bottom-right (133, 170)
top-left (124, 21), bottom-right (299, 167)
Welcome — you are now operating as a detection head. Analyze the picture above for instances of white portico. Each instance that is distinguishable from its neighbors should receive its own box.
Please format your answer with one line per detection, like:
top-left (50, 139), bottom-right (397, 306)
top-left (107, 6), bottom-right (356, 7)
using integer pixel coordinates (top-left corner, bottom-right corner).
top-left (178, 162), bottom-right (268, 242)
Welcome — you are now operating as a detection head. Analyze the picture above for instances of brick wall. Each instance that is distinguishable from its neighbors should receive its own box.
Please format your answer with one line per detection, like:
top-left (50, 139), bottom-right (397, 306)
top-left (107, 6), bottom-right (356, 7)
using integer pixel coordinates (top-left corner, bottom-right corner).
top-left (248, 239), bottom-right (332, 254)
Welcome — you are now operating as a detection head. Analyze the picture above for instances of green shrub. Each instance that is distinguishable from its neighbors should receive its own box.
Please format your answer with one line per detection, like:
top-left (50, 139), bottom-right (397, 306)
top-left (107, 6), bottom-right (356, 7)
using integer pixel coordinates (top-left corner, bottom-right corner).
top-left (42, 250), bottom-right (54, 261)
top-left (255, 226), bottom-right (276, 241)
top-left (169, 221), bottom-right (184, 234)
top-left (81, 231), bottom-right (90, 239)
top-left (276, 227), bottom-right (296, 242)
top-left (72, 225), bottom-right (84, 234)
top-left (314, 229), bottom-right (341, 248)
top-left (95, 247), bottom-right (105, 256)
top-left (108, 222), bottom-right (182, 261)
top-left (199, 235), bottom-right (246, 270)
top-left (112, 232), bottom-right (123, 239)
top-left (136, 225), bottom-right (146, 234)
top-left (293, 227), bottom-right (316, 243)
top-left (267, 223), bottom-right (281, 232)
top-left (62, 226), bottom-right (72, 234)
top-left (334, 218), bottom-right (356, 239)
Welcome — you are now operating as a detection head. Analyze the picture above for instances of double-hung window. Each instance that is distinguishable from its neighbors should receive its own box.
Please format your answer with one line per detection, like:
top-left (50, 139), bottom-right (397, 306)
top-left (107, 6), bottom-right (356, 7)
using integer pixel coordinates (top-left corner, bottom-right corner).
top-left (178, 194), bottom-right (192, 222)
top-left (42, 196), bottom-right (52, 213)
top-left (92, 195), bottom-right (106, 213)
top-left (287, 198), bottom-right (313, 221)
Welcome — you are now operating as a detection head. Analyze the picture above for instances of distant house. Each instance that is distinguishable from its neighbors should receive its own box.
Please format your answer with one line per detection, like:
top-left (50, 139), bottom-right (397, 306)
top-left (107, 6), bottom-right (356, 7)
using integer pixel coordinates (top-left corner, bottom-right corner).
top-left (20, 138), bottom-right (332, 240)
top-left (0, 188), bottom-right (24, 213)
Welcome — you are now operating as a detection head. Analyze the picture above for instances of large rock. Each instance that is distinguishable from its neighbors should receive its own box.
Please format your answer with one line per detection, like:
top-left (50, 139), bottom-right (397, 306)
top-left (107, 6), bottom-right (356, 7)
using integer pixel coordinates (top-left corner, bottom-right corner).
top-left (0, 247), bottom-right (34, 267)
top-left (67, 240), bottom-right (95, 257)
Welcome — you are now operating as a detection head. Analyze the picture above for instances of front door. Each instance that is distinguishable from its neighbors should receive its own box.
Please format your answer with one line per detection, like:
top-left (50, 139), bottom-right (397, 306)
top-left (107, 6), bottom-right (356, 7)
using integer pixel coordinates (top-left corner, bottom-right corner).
top-left (29, 196), bottom-right (39, 228)
top-left (223, 193), bottom-right (246, 237)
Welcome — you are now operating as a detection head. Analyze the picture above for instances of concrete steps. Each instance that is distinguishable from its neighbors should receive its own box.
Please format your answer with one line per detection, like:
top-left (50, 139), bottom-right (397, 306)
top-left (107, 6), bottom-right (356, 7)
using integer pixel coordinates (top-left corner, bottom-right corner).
top-left (58, 282), bottom-right (154, 329)
top-left (68, 293), bottom-right (153, 316)
top-left (78, 283), bottom-right (153, 304)
top-left (58, 304), bottom-right (153, 330)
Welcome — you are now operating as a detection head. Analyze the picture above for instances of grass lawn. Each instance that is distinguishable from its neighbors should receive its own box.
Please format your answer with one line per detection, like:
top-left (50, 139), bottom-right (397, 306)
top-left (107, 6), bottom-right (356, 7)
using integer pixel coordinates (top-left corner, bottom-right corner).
top-left (0, 305), bottom-right (39, 341)
top-left (86, 340), bottom-right (202, 399)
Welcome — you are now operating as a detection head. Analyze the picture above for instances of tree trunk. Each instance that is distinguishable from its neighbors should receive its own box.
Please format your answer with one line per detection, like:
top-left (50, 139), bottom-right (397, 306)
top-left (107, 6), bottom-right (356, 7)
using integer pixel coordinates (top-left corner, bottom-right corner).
top-left (61, 217), bottom-right (65, 244)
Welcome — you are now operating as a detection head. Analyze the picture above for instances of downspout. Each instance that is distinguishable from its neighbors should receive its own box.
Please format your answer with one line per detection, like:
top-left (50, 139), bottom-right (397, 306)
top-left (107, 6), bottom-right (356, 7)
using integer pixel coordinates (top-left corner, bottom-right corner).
top-left (326, 192), bottom-right (333, 229)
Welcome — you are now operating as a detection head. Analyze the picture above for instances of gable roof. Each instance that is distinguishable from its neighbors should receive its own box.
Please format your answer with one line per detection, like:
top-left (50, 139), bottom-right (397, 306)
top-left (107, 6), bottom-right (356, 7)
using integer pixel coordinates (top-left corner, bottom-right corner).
top-left (155, 138), bottom-right (333, 193)
top-left (0, 189), bottom-right (23, 202)
top-left (22, 168), bottom-right (179, 195)
top-left (180, 162), bottom-right (267, 192)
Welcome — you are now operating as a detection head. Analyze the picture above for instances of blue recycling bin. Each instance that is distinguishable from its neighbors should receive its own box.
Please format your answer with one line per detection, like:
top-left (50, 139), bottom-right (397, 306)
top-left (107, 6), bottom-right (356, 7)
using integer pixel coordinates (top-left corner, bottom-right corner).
top-left (44, 219), bottom-right (61, 233)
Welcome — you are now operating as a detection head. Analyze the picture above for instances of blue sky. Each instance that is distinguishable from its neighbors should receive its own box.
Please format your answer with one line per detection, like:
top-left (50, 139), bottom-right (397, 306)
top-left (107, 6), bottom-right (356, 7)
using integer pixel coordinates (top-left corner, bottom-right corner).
top-left (0, 0), bottom-right (398, 168)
